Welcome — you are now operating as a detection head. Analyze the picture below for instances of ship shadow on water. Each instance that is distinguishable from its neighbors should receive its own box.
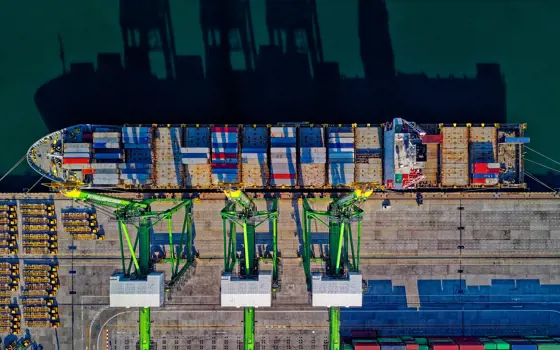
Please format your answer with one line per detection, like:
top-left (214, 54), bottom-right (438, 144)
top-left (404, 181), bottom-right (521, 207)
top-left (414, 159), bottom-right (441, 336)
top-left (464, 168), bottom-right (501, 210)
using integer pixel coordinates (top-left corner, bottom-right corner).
top-left (35, 0), bottom-right (506, 131)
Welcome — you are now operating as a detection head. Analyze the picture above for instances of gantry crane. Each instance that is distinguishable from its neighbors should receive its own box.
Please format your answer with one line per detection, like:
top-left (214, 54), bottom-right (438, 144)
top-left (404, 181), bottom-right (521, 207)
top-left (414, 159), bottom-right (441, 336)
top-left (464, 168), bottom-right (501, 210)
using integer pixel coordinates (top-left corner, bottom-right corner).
top-left (302, 188), bottom-right (374, 350)
top-left (221, 190), bottom-right (278, 350)
top-left (55, 185), bottom-right (194, 350)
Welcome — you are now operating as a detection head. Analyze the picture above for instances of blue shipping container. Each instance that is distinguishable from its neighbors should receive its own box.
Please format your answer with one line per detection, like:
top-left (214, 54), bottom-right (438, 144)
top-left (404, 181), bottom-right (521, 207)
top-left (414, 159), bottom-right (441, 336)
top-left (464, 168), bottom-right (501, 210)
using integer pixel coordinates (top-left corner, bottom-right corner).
top-left (327, 143), bottom-right (354, 148)
top-left (241, 148), bottom-right (267, 153)
top-left (271, 137), bottom-right (296, 144)
top-left (121, 174), bottom-right (150, 180)
top-left (510, 344), bottom-right (537, 350)
top-left (212, 169), bottom-right (238, 175)
top-left (504, 137), bottom-right (530, 144)
top-left (181, 153), bottom-right (208, 159)
top-left (122, 137), bottom-right (150, 143)
top-left (94, 153), bottom-right (123, 160)
top-left (473, 173), bottom-right (499, 179)
top-left (120, 168), bottom-right (151, 174)
top-left (211, 143), bottom-right (238, 149)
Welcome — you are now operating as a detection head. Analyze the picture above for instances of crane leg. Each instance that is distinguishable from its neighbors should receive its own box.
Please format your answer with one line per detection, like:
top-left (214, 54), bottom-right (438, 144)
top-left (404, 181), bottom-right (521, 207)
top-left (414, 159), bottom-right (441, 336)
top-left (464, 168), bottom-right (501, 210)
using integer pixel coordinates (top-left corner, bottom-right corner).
top-left (329, 307), bottom-right (341, 350)
top-left (139, 307), bottom-right (151, 350)
top-left (244, 307), bottom-right (255, 350)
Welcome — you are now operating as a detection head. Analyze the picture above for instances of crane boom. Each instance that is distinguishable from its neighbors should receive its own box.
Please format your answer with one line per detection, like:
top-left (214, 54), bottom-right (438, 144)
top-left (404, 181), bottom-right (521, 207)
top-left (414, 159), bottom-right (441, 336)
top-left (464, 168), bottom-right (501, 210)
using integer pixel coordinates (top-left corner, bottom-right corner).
top-left (57, 186), bottom-right (195, 350)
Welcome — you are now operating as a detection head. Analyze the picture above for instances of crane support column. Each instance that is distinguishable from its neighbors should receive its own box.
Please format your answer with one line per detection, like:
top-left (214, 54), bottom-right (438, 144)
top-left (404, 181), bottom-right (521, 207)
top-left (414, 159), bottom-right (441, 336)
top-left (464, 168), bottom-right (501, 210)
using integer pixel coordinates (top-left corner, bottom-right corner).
top-left (244, 307), bottom-right (255, 350)
top-left (139, 307), bottom-right (151, 350)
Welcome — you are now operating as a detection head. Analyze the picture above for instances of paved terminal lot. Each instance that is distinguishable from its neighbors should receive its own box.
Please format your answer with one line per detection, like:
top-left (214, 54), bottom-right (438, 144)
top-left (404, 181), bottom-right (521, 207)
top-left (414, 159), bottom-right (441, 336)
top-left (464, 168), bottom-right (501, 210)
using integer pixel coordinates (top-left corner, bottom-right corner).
top-left (0, 193), bottom-right (559, 349)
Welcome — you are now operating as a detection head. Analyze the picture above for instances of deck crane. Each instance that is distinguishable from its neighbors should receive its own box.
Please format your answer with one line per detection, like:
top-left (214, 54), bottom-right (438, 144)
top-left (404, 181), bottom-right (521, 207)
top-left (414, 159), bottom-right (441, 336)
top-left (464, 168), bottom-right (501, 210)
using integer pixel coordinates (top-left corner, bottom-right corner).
top-left (302, 188), bottom-right (374, 350)
top-left (220, 190), bottom-right (279, 350)
top-left (54, 184), bottom-right (195, 350)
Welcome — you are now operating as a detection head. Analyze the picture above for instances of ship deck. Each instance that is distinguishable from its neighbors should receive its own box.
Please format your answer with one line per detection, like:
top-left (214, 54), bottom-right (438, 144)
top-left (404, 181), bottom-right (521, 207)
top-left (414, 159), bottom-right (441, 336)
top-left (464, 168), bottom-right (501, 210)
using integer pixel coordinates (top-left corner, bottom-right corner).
top-left (0, 192), bottom-right (559, 349)
top-left (26, 129), bottom-right (65, 183)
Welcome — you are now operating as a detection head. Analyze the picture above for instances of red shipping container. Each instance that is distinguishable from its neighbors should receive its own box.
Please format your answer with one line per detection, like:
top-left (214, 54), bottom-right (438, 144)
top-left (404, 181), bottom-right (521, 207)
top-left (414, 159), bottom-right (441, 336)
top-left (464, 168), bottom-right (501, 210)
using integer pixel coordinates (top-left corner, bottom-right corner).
top-left (421, 134), bottom-right (443, 144)
top-left (212, 127), bottom-right (238, 133)
top-left (487, 167), bottom-right (500, 174)
top-left (63, 158), bottom-right (90, 164)
top-left (82, 168), bottom-right (95, 175)
top-left (212, 153), bottom-right (237, 159)
top-left (472, 178), bottom-right (486, 184)
top-left (82, 133), bottom-right (93, 141)
top-left (406, 344), bottom-right (420, 350)
top-left (430, 345), bottom-right (458, 350)
top-left (211, 163), bottom-right (237, 169)
top-left (272, 174), bottom-right (296, 180)
top-left (473, 163), bottom-right (488, 173)
top-left (354, 343), bottom-right (381, 350)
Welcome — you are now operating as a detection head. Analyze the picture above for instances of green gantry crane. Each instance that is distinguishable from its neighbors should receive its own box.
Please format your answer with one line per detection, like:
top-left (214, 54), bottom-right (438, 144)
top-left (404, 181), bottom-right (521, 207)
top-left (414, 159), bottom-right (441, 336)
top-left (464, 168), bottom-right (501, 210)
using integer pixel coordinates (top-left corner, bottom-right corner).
top-left (302, 188), bottom-right (373, 350)
top-left (221, 190), bottom-right (279, 350)
top-left (60, 188), bottom-right (195, 350)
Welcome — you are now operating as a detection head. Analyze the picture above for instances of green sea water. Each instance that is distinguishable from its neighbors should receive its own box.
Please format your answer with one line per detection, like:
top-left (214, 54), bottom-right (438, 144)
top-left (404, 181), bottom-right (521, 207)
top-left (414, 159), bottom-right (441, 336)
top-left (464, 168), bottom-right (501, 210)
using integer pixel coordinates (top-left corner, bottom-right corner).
top-left (1, 0), bottom-right (558, 179)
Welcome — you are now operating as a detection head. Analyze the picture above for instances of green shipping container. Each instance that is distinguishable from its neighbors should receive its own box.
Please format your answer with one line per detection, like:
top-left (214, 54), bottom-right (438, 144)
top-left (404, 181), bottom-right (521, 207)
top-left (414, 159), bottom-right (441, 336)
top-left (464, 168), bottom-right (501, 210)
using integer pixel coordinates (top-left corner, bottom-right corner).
top-left (415, 339), bottom-right (428, 345)
top-left (491, 339), bottom-right (511, 350)
top-left (419, 346), bottom-right (429, 350)
top-left (536, 345), bottom-right (560, 350)
top-left (343, 344), bottom-right (354, 350)
top-left (395, 174), bottom-right (403, 183)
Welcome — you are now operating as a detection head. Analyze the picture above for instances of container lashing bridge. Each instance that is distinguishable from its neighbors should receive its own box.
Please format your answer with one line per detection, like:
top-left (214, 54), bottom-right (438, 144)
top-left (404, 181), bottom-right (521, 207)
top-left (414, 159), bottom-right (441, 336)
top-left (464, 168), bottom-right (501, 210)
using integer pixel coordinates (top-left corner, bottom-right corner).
top-left (220, 189), bottom-right (279, 350)
top-left (302, 188), bottom-right (373, 350)
top-left (53, 183), bottom-right (195, 350)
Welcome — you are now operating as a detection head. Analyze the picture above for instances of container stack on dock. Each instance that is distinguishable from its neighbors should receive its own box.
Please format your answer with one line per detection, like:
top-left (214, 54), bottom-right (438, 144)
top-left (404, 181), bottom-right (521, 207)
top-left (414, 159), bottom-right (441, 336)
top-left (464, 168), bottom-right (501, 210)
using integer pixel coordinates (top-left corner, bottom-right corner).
top-left (211, 127), bottom-right (239, 185)
top-left (92, 129), bottom-right (123, 186)
top-left (299, 126), bottom-right (326, 187)
top-left (182, 127), bottom-right (211, 187)
top-left (270, 127), bottom-right (297, 187)
top-left (154, 127), bottom-right (184, 188)
top-left (21, 262), bottom-right (59, 328)
top-left (19, 202), bottom-right (57, 255)
top-left (349, 336), bottom-right (560, 350)
top-left (327, 126), bottom-right (355, 186)
top-left (0, 203), bottom-right (18, 255)
top-left (0, 303), bottom-right (20, 335)
top-left (469, 126), bottom-right (499, 186)
top-left (61, 208), bottom-right (101, 240)
top-left (241, 126), bottom-right (269, 187)
top-left (441, 127), bottom-right (469, 187)
top-left (121, 127), bottom-right (153, 186)
top-left (354, 127), bottom-right (382, 184)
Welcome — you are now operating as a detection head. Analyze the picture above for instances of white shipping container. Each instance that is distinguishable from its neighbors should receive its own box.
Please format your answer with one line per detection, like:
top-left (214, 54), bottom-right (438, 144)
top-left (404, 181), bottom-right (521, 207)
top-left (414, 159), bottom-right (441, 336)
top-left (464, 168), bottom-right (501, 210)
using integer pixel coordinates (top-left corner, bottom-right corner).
top-left (270, 179), bottom-right (296, 186)
top-left (270, 158), bottom-right (295, 164)
top-left (180, 147), bottom-right (209, 153)
top-left (95, 168), bottom-right (119, 174)
top-left (92, 179), bottom-right (120, 185)
top-left (328, 132), bottom-right (354, 138)
top-left (328, 137), bottom-right (354, 144)
top-left (329, 163), bottom-right (355, 169)
top-left (62, 164), bottom-right (89, 170)
top-left (93, 132), bottom-right (121, 138)
top-left (270, 127), bottom-right (296, 133)
top-left (270, 147), bottom-right (296, 153)
top-left (240, 153), bottom-right (267, 158)
top-left (300, 147), bottom-right (326, 153)
top-left (91, 163), bottom-right (119, 169)
top-left (242, 164), bottom-right (268, 186)
top-left (104, 143), bottom-right (121, 148)
top-left (93, 174), bottom-right (119, 180)
top-left (184, 164), bottom-right (211, 187)
top-left (182, 158), bottom-right (210, 164)
top-left (328, 148), bottom-right (354, 153)
top-left (64, 143), bottom-right (91, 149)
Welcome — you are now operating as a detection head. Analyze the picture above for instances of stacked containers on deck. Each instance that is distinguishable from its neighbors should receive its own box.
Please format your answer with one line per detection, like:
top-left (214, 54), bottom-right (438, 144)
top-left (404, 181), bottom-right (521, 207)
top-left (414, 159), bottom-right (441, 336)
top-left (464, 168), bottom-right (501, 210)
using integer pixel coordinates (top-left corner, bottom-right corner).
top-left (441, 127), bottom-right (469, 187)
top-left (211, 127), bottom-right (239, 184)
top-left (241, 127), bottom-right (268, 187)
top-left (420, 134), bottom-right (442, 186)
top-left (355, 126), bottom-right (382, 184)
top-left (154, 127), bottom-right (184, 187)
top-left (299, 126), bottom-right (326, 187)
top-left (469, 126), bottom-right (499, 186)
top-left (182, 127), bottom-right (211, 187)
top-left (327, 126), bottom-right (355, 186)
top-left (270, 127), bottom-right (297, 186)
top-left (120, 127), bottom-right (153, 186)
top-left (62, 143), bottom-right (91, 172)
top-left (92, 129), bottom-right (122, 185)
top-left (379, 338), bottom-right (406, 350)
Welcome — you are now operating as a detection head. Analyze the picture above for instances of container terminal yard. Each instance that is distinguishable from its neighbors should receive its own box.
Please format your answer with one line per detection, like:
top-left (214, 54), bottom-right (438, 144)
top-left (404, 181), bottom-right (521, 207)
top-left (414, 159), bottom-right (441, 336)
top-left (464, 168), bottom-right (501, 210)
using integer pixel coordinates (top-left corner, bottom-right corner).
top-left (2, 119), bottom-right (560, 349)
top-left (0, 190), bottom-right (559, 350)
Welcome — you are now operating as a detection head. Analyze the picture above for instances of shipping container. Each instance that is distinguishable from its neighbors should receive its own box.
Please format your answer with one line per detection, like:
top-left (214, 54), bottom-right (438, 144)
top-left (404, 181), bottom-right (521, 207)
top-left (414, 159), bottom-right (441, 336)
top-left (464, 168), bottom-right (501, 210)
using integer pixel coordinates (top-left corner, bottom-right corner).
top-left (185, 127), bottom-right (210, 148)
top-left (355, 127), bottom-right (381, 149)
top-left (63, 152), bottom-right (91, 158)
top-left (62, 158), bottom-right (90, 164)
top-left (63, 143), bottom-right (91, 149)
top-left (441, 127), bottom-right (469, 186)
top-left (421, 134), bottom-right (443, 144)
top-left (92, 137), bottom-right (120, 144)
top-left (93, 132), bottom-right (121, 138)
top-left (354, 343), bottom-right (381, 350)
top-left (503, 137), bottom-right (530, 144)
top-left (154, 127), bottom-right (184, 187)
top-left (93, 153), bottom-right (123, 160)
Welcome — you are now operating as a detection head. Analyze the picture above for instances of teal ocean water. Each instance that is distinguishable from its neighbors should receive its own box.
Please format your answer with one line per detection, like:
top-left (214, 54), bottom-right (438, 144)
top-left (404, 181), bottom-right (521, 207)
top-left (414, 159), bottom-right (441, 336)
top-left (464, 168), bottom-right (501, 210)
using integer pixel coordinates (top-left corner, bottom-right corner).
top-left (1, 0), bottom-right (558, 181)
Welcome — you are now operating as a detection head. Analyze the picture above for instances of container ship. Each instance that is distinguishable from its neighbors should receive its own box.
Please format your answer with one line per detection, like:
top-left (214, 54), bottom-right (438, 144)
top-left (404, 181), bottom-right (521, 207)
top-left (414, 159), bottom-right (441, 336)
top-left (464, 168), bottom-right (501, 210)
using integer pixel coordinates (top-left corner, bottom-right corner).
top-left (26, 118), bottom-right (529, 191)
